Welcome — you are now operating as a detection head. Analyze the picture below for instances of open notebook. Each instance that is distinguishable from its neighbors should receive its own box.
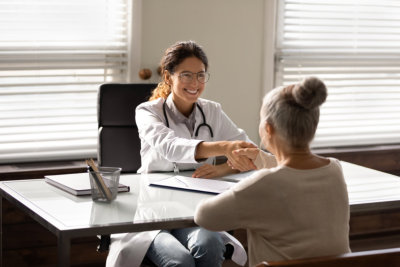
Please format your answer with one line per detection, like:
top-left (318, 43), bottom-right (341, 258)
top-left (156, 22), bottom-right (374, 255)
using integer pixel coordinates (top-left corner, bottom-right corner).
top-left (149, 175), bottom-right (236, 194)
top-left (45, 173), bottom-right (130, 196)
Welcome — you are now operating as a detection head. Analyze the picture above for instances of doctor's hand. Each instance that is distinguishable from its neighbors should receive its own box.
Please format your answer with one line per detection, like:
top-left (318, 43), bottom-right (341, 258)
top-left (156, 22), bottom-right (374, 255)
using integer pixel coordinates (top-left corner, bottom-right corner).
top-left (228, 147), bottom-right (260, 170)
top-left (192, 163), bottom-right (236, 179)
top-left (224, 141), bottom-right (257, 172)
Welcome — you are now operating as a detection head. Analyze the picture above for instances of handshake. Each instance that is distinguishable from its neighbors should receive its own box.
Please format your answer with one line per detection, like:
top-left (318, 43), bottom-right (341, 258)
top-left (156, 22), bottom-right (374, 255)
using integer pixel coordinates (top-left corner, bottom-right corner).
top-left (193, 140), bottom-right (265, 179)
top-left (224, 141), bottom-right (261, 172)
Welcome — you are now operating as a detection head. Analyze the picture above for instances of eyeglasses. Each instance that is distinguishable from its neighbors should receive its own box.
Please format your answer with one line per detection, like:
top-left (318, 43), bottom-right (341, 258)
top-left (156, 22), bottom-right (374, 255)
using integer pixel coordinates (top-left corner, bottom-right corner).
top-left (177, 71), bottom-right (210, 84)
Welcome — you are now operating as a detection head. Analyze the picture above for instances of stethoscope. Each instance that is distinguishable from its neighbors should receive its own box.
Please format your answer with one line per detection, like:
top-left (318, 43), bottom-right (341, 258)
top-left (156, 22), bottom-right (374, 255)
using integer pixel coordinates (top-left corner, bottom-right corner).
top-left (162, 100), bottom-right (214, 174)
top-left (162, 100), bottom-right (214, 138)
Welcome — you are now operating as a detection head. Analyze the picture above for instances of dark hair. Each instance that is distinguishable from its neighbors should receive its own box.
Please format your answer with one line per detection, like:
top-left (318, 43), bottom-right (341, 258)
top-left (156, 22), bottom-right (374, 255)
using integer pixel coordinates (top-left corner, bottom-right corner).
top-left (149, 41), bottom-right (208, 100)
top-left (260, 77), bottom-right (327, 148)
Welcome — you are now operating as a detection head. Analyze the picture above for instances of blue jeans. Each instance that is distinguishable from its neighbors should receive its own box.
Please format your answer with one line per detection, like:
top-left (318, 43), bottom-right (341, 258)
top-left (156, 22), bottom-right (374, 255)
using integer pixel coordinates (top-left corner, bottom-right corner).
top-left (146, 227), bottom-right (225, 267)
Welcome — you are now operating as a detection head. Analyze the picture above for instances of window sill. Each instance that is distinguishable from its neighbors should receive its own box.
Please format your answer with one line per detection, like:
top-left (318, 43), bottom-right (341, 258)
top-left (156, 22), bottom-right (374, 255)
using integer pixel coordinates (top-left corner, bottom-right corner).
top-left (1, 144), bottom-right (400, 180)
top-left (313, 144), bottom-right (400, 154)
top-left (313, 144), bottom-right (400, 175)
top-left (0, 160), bottom-right (88, 180)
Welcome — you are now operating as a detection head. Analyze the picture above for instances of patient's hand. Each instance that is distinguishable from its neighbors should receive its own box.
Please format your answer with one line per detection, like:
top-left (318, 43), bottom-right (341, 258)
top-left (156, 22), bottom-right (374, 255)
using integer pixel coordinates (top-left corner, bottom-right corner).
top-left (227, 147), bottom-right (260, 170)
top-left (233, 147), bottom-right (260, 161)
top-left (192, 163), bottom-right (237, 179)
top-left (224, 141), bottom-right (257, 172)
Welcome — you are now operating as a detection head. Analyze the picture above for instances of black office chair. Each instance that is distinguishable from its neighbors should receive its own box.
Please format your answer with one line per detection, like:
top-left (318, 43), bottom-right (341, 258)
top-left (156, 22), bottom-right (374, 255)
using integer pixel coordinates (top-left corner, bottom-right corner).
top-left (97, 83), bottom-right (156, 172)
top-left (96, 83), bottom-right (156, 254)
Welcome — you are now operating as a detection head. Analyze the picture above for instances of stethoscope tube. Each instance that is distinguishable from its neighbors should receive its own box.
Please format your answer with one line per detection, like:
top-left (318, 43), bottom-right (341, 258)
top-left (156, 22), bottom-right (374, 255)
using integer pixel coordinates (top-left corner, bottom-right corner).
top-left (163, 100), bottom-right (214, 174)
top-left (163, 101), bottom-right (214, 138)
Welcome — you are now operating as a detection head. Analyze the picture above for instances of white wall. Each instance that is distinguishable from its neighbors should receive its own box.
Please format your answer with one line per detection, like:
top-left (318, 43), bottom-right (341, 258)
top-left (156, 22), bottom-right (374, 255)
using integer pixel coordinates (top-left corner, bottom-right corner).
top-left (137, 0), bottom-right (270, 143)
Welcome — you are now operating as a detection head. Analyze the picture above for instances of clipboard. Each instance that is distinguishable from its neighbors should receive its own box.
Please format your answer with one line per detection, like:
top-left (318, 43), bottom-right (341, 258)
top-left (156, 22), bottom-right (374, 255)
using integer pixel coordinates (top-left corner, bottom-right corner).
top-left (149, 175), bottom-right (235, 194)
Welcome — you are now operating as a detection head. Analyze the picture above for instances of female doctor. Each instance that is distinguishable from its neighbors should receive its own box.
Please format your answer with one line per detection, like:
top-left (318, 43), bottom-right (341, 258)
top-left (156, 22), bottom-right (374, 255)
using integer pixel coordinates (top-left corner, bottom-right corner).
top-left (136, 42), bottom-right (256, 177)
top-left (106, 41), bottom-right (254, 267)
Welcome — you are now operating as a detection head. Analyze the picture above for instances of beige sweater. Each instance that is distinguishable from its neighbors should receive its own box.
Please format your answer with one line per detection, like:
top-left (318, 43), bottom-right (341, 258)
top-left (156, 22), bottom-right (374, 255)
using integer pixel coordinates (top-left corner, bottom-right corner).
top-left (194, 152), bottom-right (350, 266)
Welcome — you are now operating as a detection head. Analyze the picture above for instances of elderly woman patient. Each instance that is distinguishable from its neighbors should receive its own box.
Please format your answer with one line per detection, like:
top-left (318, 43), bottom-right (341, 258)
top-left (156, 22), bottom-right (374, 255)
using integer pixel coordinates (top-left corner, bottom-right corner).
top-left (195, 77), bottom-right (350, 266)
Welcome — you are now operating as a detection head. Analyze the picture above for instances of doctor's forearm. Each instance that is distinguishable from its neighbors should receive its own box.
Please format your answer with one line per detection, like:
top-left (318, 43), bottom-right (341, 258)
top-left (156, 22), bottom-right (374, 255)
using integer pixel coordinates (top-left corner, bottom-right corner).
top-left (195, 141), bottom-right (228, 160)
top-left (195, 141), bottom-right (255, 159)
top-left (196, 141), bottom-right (258, 171)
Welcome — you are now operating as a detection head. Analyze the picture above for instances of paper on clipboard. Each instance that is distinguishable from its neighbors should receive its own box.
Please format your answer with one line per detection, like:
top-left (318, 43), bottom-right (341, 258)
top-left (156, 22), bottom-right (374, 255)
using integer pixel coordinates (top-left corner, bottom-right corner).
top-left (149, 175), bottom-right (235, 194)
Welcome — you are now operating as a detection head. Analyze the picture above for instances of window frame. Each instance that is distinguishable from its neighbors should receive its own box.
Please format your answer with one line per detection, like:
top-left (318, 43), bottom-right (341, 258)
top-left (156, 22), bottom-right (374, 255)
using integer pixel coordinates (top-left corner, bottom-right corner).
top-left (0, 0), bottom-right (138, 164)
top-left (273, 0), bottom-right (400, 149)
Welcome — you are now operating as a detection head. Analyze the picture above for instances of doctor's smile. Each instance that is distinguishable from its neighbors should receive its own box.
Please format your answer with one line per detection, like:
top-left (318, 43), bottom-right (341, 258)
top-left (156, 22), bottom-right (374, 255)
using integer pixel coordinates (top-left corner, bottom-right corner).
top-left (184, 88), bottom-right (199, 95)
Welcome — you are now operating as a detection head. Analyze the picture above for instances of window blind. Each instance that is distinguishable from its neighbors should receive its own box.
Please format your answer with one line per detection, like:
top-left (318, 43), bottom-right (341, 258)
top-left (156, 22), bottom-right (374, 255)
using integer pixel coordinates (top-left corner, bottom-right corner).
top-left (0, 0), bottom-right (129, 163)
top-left (275, 0), bottom-right (400, 148)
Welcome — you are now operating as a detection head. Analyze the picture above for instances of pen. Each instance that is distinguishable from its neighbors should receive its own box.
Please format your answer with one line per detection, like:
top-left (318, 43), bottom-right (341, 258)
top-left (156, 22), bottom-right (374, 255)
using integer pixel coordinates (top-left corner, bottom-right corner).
top-left (175, 176), bottom-right (188, 187)
top-left (86, 159), bottom-right (113, 201)
top-left (173, 162), bottom-right (179, 174)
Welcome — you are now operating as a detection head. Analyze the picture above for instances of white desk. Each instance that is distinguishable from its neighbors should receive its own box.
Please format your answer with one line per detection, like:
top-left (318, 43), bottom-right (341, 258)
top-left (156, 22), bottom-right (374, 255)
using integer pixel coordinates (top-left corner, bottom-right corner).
top-left (342, 161), bottom-right (400, 212)
top-left (1, 161), bottom-right (400, 266)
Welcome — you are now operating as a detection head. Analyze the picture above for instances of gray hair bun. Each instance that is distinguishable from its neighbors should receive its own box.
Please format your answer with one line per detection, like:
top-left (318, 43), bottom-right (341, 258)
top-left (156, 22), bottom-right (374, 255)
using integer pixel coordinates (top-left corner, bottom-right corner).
top-left (293, 77), bottom-right (327, 110)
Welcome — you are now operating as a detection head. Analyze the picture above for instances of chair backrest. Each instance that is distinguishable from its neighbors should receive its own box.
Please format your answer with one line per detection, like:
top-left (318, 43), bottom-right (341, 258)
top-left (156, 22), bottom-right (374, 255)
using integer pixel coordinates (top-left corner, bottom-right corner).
top-left (256, 247), bottom-right (400, 267)
top-left (97, 83), bottom-right (156, 173)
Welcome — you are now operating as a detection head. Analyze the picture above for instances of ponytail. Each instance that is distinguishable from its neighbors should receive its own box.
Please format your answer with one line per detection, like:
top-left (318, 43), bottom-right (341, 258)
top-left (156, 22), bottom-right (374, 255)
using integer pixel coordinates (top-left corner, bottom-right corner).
top-left (149, 81), bottom-right (171, 101)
